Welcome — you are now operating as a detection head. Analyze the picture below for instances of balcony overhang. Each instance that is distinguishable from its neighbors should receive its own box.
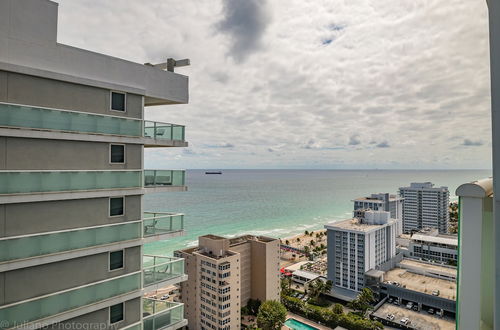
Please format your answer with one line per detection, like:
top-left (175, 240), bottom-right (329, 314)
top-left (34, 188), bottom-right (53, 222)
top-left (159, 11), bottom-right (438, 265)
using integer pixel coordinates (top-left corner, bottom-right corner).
top-left (0, 0), bottom-right (188, 105)
top-left (143, 274), bottom-right (189, 294)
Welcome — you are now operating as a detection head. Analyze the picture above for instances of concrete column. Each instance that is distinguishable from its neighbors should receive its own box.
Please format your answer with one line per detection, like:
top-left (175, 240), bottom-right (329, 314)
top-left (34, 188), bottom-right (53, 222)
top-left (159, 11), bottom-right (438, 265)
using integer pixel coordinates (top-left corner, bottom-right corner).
top-left (487, 0), bottom-right (500, 328)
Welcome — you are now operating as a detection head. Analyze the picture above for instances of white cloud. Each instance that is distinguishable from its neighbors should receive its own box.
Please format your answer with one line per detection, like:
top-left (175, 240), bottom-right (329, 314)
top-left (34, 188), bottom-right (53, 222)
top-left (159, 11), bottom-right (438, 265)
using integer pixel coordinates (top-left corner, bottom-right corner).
top-left (56, 0), bottom-right (492, 169)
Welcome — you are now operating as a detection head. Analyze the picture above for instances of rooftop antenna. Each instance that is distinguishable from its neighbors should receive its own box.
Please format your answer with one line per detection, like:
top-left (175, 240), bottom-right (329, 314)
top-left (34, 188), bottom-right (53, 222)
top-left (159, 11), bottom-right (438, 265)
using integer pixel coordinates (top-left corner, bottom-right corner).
top-left (144, 58), bottom-right (190, 72)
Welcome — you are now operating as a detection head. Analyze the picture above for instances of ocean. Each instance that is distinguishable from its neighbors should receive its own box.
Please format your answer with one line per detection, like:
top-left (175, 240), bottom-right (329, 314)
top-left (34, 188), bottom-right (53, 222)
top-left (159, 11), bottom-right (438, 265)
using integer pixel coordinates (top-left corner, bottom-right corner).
top-left (143, 169), bottom-right (491, 255)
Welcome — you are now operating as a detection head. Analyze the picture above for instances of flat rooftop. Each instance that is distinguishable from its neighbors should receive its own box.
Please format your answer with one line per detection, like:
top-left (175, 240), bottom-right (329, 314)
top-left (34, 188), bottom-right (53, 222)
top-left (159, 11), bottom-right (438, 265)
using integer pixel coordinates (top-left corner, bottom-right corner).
top-left (399, 259), bottom-right (457, 278)
top-left (325, 218), bottom-right (394, 232)
top-left (411, 234), bottom-right (458, 247)
top-left (384, 268), bottom-right (456, 300)
top-left (373, 303), bottom-right (455, 330)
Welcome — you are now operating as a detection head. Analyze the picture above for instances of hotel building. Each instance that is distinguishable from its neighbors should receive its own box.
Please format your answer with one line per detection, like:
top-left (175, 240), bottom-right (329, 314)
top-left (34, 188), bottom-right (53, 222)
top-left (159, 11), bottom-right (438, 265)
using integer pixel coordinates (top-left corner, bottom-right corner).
top-left (0, 0), bottom-right (188, 328)
top-left (353, 193), bottom-right (404, 235)
top-left (399, 182), bottom-right (450, 234)
top-left (325, 210), bottom-right (397, 300)
top-left (174, 235), bottom-right (280, 330)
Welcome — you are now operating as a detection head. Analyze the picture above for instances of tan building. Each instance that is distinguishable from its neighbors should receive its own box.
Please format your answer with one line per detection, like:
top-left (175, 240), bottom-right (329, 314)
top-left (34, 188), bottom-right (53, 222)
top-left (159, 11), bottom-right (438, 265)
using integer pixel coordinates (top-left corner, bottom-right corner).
top-left (174, 235), bottom-right (281, 330)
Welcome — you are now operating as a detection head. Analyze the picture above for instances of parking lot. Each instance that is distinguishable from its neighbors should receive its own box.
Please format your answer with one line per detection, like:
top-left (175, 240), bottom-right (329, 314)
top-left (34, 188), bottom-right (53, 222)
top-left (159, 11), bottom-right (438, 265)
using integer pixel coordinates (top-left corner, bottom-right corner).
top-left (373, 303), bottom-right (455, 330)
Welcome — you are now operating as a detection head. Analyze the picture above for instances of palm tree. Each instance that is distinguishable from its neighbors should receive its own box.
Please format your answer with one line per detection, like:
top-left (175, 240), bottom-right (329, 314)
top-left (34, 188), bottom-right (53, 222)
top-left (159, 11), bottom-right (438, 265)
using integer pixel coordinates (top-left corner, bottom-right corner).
top-left (305, 230), bottom-right (309, 235)
top-left (285, 240), bottom-right (290, 245)
top-left (307, 279), bottom-right (333, 302)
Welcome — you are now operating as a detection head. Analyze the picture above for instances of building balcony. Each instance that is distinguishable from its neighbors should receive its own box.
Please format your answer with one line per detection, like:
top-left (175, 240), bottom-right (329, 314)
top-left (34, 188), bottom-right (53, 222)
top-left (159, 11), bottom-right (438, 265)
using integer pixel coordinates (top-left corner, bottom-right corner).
top-left (0, 272), bottom-right (142, 327)
top-left (0, 212), bottom-right (185, 271)
top-left (0, 102), bottom-right (187, 147)
top-left (143, 255), bottom-right (188, 292)
top-left (143, 299), bottom-right (186, 330)
top-left (0, 169), bottom-right (186, 202)
top-left (143, 212), bottom-right (185, 242)
top-left (144, 170), bottom-right (186, 193)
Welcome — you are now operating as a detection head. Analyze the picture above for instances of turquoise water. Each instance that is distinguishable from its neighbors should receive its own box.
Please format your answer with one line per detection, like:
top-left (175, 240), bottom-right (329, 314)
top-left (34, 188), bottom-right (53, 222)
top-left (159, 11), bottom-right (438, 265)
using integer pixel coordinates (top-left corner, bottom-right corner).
top-left (284, 318), bottom-right (319, 330)
top-left (144, 169), bottom-right (491, 255)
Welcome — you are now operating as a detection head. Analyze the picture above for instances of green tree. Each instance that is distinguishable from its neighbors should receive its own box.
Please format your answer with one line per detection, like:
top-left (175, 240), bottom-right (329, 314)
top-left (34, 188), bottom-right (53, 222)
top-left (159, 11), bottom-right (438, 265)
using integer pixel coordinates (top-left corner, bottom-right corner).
top-left (347, 288), bottom-right (375, 314)
top-left (332, 303), bottom-right (344, 315)
top-left (280, 277), bottom-right (292, 296)
top-left (307, 279), bottom-right (333, 302)
top-left (310, 239), bottom-right (315, 246)
top-left (305, 230), bottom-right (309, 235)
top-left (256, 300), bottom-right (287, 330)
top-left (285, 240), bottom-right (290, 245)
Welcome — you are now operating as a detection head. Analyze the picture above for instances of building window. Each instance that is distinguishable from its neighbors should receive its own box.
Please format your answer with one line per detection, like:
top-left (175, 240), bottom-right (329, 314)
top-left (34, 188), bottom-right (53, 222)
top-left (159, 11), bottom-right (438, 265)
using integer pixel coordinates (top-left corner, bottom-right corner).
top-left (110, 144), bottom-right (125, 164)
top-left (109, 250), bottom-right (124, 270)
top-left (109, 303), bottom-right (124, 323)
top-left (109, 197), bottom-right (124, 217)
top-left (111, 91), bottom-right (126, 111)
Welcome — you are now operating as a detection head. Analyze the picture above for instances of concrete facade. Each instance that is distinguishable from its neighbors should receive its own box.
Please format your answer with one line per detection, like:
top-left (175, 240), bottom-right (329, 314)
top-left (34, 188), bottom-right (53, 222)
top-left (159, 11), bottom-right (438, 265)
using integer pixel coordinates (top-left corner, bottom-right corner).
top-left (325, 210), bottom-right (397, 300)
top-left (353, 193), bottom-right (404, 235)
top-left (407, 228), bottom-right (458, 264)
top-left (399, 182), bottom-right (450, 234)
top-left (0, 0), bottom-right (189, 329)
top-left (174, 235), bottom-right (280, 330)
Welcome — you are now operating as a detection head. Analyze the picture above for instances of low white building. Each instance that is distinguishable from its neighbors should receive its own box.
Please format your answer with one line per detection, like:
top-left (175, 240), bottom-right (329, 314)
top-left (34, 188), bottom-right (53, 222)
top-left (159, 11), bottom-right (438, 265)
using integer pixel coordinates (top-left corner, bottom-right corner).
top-left (408, 228), bottom-right (458, 264)
top-left (325, 210), bottom-right (397, 299)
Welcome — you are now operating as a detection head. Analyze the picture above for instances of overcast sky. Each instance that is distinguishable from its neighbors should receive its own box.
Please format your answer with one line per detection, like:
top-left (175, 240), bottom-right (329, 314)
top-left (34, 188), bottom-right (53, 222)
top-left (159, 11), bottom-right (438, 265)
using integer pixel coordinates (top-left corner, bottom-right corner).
top-left (56, 0), bottom-right (491, 169)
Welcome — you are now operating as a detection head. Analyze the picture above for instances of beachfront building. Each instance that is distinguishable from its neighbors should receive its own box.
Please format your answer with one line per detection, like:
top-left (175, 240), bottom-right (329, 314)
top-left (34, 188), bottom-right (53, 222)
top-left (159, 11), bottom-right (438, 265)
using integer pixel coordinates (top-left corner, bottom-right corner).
top-left (325, 210), bottom-right (397, 300)
top-left (399, 182), bottom-right (450, 234)
top-left (353, 193), bottom-right (404, 235)
top-left (174, 235), bottom-right (280, 330)
top-left (408, 227), bottom-right (458, 264)
top-left (0, 0), bottom-right (189, 328)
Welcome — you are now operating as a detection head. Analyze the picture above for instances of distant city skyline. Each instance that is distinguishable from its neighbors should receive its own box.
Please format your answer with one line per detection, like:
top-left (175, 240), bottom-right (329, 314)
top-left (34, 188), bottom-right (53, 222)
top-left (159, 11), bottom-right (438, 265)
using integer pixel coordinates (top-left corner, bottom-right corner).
top-left (57, 0), bottom-right (491, 170)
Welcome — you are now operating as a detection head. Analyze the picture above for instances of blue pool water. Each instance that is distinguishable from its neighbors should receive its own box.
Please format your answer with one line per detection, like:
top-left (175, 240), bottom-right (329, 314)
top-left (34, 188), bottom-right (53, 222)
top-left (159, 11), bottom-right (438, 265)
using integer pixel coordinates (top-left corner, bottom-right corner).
top-left (284, 318), bottom-right (319, 330)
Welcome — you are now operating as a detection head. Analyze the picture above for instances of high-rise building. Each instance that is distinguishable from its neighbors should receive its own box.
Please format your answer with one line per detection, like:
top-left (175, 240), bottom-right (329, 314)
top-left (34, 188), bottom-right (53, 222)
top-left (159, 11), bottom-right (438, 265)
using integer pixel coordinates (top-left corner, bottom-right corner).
top-left (174, 235), bottom-right (280, 330)
top-left (399, 182), bottom-right (450, 234)
top-left (325, 210), bottom-right (397, 300)
top-left (353, 193), bottom-right (404, 235)
top-left (0, 0), bottom-right (189, 328)
top-left (456, 178), bottom-right (494, 329)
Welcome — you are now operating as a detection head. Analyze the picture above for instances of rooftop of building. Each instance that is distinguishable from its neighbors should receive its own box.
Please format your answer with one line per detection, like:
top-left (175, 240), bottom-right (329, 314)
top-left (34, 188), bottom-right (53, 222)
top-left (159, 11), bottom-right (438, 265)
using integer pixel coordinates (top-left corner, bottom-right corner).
top-left (325, 216), bottom-right (395, 233)
top-left (0, 0), bottom-right (188, 105)
top-left (399, 182), bottom-right (449, 191)
top-left (353, 193), bottom-right (402, 202)
top-left (373, 304), bottom-right (455, 330)
top-left (291, 270), bottom-right (321, 281)
top-left (175, 234), bottom-right (278, 255)
top-left (410, 234), bottom-right (458, 247)
top-left (384, 260), bottom-right (457, 301)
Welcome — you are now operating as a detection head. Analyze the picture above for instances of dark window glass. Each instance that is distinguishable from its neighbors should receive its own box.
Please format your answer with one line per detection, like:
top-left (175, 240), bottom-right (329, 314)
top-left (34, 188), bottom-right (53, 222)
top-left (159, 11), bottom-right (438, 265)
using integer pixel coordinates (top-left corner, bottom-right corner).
top-left (109, 303), bottom-right (124, 323)
top-left (109, 250), bottom-right (124, 270)
top-left (109, 197), bottom-right (124, 216)
top-left (111, 92), bottom-right (125, 111)
top-left (110, 145), bottom-right (125, 163)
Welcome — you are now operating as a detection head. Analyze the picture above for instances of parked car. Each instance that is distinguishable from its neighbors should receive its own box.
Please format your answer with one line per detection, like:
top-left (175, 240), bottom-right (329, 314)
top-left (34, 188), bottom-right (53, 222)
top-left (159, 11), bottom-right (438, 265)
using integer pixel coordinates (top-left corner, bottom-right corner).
top-left (406, 302), bottom-right (414, 310)
top-left (387, 314), bottom-right (395, 321)
top-left (160, 294), bottom-right (170, 300)
top-left (436, 310), bottom-right (443, 317)
top-left (393, 300), bottom-right (400, 306)
top-left (400, 317), bottom-right (410, 326)
top-left (428, 308), bottom-right (435, 314)
top-left (432, 290), bottom-right (440, 296)
top-left (412, 305), bottom-right (419, 311)
top-left (388, 297), bottom-right (393, 303)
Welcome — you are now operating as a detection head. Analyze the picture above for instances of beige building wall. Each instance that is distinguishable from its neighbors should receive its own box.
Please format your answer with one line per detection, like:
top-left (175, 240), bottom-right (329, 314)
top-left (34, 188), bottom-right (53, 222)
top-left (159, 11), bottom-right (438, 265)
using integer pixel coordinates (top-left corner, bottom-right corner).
top-left (175, 235), bottom-right (280, 330)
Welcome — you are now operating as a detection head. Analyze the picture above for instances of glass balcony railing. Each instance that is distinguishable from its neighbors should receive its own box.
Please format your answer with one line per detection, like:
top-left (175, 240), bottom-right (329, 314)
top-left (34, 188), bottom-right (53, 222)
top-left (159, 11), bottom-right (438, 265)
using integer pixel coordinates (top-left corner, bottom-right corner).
top-left (143, 212), bottom-right (184, 237)
top-left (143, 300), bottom-right (184, 330)
top-left (0, 103), bottom-right (186, 143)
top-left (0, 221), bottom-right (142, 263)
top-left (0, 170), bottom-right (142, 195)
top-left (144, 170), bottom-right (185, 187)
top-left (143, 255), bottom-right (185, 288)
top-left (0, 102), bottom-right (142, 137)
top-left (144, 121), bottom-right (185, 141)
top-left (0, 272), bottom-right (141, 325)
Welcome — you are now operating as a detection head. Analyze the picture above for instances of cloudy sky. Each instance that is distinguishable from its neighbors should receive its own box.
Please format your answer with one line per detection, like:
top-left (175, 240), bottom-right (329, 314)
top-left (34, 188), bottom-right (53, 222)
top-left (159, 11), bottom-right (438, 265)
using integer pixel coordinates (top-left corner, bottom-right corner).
top-left (56, 0), bottom-right (491, 169)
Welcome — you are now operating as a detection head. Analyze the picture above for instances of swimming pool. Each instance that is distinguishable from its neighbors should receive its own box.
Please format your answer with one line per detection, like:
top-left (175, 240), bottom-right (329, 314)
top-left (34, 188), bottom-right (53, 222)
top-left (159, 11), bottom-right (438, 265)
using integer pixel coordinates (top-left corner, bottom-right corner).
top-left (284, 318), bottom-right (319, 330)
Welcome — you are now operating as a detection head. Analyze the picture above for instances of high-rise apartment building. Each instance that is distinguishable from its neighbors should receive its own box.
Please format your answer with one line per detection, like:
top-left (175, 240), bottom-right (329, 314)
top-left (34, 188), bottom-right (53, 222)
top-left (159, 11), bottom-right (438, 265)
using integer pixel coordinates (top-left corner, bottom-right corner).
top-left (353, 193), bottom-right (404, 235)
top-left (399, 182), bottom-right (450, 234)
top-left (0, 0), bottom-right (189, 328)
top-left (325, 210), bottom-right (397, 300)
top-left (174, 235), bottom-right (280, 330)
